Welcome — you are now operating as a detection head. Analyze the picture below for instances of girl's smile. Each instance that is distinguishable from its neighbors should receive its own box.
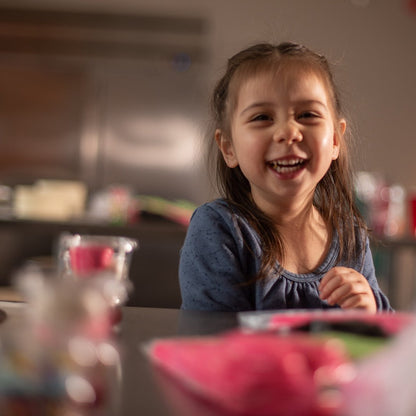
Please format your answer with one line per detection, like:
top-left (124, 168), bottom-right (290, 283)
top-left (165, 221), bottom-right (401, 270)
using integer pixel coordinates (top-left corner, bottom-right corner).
top-left (217, 66), bottom-right (345, 216)
top-left (267, 155), bottom-right (308, 179)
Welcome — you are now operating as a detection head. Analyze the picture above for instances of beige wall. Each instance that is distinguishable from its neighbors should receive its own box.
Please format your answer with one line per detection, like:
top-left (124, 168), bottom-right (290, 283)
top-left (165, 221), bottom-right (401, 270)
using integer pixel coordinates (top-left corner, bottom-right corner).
top-left (1, 0), bottom-right (416, 191)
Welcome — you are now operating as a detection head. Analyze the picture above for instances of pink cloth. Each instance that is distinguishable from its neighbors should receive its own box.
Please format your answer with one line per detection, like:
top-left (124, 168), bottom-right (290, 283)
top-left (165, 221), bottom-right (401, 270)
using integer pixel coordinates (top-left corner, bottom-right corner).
top-left (148, 331), bottom-right (349, 416)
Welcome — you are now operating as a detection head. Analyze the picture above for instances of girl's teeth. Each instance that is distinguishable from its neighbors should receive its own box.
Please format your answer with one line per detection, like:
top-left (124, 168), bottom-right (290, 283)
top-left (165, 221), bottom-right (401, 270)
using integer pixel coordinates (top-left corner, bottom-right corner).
top-left (274, 165), bottom-right (300, 173)
top-left (270, 159), bottom-right (304, 173)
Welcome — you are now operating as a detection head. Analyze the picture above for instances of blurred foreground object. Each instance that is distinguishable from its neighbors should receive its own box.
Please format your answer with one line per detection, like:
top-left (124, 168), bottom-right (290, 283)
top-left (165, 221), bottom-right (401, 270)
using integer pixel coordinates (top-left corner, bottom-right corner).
top-left (0, 267), bottom-right (121, 415)
top-left (238, 309), bottom-right (416, 336)
top-left (341, 316), bottom-right (416, 416)
top-left (146, 308), bottom-right (416, 416)
top-left (146, 331), bottom-right (351, 416)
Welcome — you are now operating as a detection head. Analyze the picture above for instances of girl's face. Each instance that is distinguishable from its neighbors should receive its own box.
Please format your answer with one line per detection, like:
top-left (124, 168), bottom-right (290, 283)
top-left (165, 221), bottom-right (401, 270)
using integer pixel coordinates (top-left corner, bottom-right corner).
top-left (216, 67), bottom-right (346, 216)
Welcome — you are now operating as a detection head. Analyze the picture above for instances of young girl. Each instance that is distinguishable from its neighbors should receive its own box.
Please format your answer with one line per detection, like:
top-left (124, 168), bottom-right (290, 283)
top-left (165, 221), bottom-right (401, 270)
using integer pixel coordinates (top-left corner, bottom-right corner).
top-left (179, 41), bottom-right (392, 312)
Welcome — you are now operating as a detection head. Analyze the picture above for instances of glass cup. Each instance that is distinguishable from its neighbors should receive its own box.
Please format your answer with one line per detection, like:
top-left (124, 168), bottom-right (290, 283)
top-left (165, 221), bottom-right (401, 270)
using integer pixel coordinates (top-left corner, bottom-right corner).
top-left (58, 233), bottom-right (138, 326)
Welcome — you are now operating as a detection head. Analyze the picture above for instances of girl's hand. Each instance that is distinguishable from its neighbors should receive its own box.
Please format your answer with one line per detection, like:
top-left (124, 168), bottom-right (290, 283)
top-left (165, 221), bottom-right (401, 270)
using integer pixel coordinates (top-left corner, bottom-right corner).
top-left (319, 267), bottom-right (377, 313)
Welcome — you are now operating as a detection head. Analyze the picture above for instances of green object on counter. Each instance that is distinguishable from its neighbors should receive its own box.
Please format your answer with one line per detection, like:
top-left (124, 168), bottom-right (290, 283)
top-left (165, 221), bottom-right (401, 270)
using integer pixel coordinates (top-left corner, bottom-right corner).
top-left (321, 331), bottom-right (389, 360)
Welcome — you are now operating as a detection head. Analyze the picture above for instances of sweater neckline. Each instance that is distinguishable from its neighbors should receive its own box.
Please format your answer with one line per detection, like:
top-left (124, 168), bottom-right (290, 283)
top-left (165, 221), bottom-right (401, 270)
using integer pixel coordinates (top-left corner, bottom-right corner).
top-left (261, 232), bottom-right (339, 296)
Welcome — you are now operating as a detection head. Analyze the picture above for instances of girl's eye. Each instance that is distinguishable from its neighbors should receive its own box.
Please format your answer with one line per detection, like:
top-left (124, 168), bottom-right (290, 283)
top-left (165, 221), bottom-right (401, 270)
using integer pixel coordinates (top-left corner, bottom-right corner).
top-left (251, 114), bottom-right (272, 122)
top-left (298, 111), bottom-right (319, 119)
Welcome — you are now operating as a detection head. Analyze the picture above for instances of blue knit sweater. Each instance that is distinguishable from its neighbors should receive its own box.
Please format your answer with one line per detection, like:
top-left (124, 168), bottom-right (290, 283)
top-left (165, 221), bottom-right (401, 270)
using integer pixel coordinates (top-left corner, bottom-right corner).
top-left (179, 199), bottom-right (392, 312)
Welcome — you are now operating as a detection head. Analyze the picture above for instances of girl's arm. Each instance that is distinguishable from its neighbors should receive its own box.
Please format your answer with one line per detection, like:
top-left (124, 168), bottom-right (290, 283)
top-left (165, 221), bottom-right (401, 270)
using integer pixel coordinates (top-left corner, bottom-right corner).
top-left (179, 203), bottom-right (255, 311)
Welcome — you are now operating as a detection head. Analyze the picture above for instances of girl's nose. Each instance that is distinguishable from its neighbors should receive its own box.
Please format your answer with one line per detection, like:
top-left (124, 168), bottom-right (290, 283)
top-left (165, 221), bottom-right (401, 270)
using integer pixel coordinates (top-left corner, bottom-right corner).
top-left (273, 122), bottom-right (302, 144)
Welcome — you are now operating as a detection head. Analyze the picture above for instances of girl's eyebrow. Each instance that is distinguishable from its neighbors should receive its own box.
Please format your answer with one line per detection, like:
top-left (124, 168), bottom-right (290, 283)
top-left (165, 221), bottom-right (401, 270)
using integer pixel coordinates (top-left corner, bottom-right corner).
top-left (295, 99), bottom-right (327, 110)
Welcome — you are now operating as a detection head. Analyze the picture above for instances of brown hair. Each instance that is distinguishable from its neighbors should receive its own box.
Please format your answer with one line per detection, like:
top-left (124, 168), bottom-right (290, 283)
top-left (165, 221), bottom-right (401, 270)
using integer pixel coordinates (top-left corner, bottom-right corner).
top-left (209, 42), bottom-right (367, 280)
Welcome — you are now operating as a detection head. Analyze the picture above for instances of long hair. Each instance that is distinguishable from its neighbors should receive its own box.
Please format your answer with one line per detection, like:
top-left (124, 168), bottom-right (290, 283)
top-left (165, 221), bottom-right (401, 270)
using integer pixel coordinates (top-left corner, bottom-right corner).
top-left (209, 42), bottom-right (367, 280)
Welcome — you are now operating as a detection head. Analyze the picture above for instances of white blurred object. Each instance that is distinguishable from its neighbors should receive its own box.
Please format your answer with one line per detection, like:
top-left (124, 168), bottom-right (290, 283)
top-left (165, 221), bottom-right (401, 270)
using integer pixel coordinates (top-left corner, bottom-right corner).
top-left (13, 179), bottom-right (87, 221)
top-left (87, 185), bottom-right (135, 224)
top-left (384, 184), bottom-right (406, 237)
top-left (342, 319), bottom-right (416, 416)
top-left (355, 171), bottom-right (379, 202)
top-left (14, 263), bottom-right (110, 338)
top-left (355, 172), bottom-right (406, 238)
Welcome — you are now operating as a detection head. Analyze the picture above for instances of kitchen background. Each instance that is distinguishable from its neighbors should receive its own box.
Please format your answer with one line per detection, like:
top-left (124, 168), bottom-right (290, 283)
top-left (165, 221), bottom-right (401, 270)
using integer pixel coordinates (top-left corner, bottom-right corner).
top-left (0, 0), bottom-right (415, 309)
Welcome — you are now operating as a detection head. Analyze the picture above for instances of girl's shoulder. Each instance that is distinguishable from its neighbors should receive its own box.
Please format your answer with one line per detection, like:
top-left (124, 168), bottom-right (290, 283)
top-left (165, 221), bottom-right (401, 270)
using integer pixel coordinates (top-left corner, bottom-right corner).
top-left (191, 198), bottom-right (236, 222)
top-left (190, 198), bottom-right (254, 237)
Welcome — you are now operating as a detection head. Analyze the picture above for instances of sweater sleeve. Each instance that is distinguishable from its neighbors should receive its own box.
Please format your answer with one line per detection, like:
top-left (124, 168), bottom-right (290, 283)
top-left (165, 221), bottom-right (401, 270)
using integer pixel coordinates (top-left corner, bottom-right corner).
top-left (362, 237), bottom-right (394, 312)
top-left (179, 203), bottom-right (256, 311)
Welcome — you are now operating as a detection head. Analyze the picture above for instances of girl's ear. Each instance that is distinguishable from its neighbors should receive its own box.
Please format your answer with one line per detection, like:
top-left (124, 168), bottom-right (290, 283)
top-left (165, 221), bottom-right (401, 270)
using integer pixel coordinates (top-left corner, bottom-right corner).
top-left (331, 119), bottom-right (346, 160)
top-left (215, 129), bottom-right (239, 168)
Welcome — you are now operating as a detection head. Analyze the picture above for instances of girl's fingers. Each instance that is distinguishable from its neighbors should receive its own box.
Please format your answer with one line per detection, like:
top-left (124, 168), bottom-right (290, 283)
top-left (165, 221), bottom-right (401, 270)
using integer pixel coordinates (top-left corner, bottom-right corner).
top-left (319, 267), bottom-right (352, 295)
top-left (321, 283), bottom-right (350, 305)
top-left (319, 271), bottom-right (342, 299)
top-left (319, 267), bottom-right (377, 312)
top-left (339, 294), bottom-right (367, 309)
top-left (319, 267), bottom-right (339, 289)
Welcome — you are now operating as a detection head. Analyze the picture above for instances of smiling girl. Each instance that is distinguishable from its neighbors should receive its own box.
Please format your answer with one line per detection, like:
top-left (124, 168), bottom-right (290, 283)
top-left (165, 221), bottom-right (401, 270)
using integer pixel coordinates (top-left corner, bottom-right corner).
top-left (179, 42), bottom-right (392, 312)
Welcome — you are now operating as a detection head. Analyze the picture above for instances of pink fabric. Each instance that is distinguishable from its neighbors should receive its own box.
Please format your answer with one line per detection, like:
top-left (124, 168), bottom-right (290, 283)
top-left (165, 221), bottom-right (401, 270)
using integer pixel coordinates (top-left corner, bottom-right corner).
top-left (149, 331), bottom-right (349, 416)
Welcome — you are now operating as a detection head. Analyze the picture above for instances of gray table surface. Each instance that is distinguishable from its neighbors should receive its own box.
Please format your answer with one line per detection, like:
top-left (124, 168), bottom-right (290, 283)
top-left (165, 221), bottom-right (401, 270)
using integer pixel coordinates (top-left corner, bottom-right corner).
top-left (0, 302), bottom-right (239, 416)
top-left (119, 306), bottom-right (239, 416)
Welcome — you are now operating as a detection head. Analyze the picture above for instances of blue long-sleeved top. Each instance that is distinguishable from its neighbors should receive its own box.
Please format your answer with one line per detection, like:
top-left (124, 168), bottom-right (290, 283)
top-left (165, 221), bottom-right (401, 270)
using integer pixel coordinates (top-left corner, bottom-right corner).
top-left (179, 199), bottom-right (392, 312)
